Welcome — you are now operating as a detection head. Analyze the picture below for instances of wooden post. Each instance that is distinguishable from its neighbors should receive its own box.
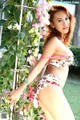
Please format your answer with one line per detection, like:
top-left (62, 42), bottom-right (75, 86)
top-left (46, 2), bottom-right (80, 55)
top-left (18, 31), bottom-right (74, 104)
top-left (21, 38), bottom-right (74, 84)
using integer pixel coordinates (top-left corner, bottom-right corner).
top-left (10, 0), bottom-right (24, 120)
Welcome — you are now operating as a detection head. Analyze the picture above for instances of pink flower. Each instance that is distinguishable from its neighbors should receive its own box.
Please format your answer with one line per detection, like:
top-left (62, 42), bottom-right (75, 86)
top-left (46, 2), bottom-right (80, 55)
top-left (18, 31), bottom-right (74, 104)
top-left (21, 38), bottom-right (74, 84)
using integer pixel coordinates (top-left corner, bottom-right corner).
top-left (40, 114), bottom-right (46, 120)
top-left (38, 14), bottom-right (42, 20)
top-left (38, 17), bottom-right (44, 24)
top-left (28, 86), bottom-right (36, 103)
top-left (21, 93), bottom-right (27, 100)
top-left (31, 57), bottom-right (37, 63)
top-left (28, 86), bottom-right (35, 91)
top-left (25, 105), bottom-right (30, 110)
top-left (40, 29), bottom-right (46, 36)
top-left (32, 2), bottom-right (51, 38)
top-left (36, 2), bottom-right (50, 26)
top-left (40, 1), bottom-right (49, 9)
top-left (36, 7), bottom-right (42, 14)
top-left (32, 23), bottom-right (39, 28)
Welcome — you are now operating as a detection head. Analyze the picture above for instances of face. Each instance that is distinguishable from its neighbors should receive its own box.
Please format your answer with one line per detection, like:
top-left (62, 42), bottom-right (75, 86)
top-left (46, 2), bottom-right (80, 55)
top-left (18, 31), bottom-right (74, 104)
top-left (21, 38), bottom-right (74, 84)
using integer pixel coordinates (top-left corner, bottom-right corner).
top-left (52, 10), bottom-right (70, 34)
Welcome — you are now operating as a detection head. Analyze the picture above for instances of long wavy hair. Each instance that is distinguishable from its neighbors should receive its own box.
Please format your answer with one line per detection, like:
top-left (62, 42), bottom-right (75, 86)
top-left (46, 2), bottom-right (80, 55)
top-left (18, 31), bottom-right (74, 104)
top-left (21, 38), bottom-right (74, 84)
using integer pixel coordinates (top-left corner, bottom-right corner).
top-left (44, 5), bottom-right (76, 47)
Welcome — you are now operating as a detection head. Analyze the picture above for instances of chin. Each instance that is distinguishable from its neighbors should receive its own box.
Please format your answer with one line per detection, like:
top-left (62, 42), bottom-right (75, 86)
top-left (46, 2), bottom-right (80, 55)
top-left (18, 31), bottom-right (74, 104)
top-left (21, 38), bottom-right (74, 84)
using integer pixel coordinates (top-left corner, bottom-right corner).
top-left (63, 28), bottom-right (69, 33)
top-left (63, 30), bottom-right (69, 34)
top-left (63, 32), bottom-right (68, 34)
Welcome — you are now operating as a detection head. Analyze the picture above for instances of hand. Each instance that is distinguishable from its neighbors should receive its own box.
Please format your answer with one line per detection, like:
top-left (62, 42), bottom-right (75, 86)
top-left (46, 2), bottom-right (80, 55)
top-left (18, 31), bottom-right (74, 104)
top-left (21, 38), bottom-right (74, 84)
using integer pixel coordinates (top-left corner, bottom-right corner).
top-left (8, 88), bottom-right (22, 104)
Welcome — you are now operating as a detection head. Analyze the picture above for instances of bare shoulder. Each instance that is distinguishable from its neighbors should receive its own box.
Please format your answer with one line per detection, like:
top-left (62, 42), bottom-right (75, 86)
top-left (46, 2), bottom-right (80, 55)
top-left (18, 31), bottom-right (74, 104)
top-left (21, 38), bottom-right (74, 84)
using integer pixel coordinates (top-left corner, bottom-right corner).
top-left (33, 37), bottom-right (59, 70)
top-left (49, 37), bottom-right (65, 48)
top-left (42, 37), bottom-right (59, 57)
top-left (44, 36), bottom-right (59, 50)
top-left (46, 37), bottom-right (59, 45)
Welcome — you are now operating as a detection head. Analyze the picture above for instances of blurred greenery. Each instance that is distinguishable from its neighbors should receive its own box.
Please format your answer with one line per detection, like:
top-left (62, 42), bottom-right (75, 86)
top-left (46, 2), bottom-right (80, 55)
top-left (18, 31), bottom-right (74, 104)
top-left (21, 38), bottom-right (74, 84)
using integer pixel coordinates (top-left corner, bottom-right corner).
top-left (63, 76), bottom-right (80, 120)
top-left (0, 0), bottom-right (44, 119)
top-left (70, 46), bottom-right (80, 66)
top-left (69, 46), bottom-right (80, 77)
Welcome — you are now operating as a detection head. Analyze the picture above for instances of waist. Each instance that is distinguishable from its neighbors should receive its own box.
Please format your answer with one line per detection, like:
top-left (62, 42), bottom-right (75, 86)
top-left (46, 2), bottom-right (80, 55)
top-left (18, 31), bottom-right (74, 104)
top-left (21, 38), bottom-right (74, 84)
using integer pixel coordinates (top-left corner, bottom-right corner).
top-left (45, 65), bottom-right (69, 78)
top-left (45, 65), bottom-right (69, 87)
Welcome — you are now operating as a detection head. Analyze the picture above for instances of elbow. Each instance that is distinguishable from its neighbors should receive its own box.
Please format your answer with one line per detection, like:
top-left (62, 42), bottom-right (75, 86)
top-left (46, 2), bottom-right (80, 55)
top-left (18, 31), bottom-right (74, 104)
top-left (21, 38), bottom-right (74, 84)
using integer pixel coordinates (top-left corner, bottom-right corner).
top-left (34, 63), bottom-right (45, 75)
top-left (35, 66), bottom-right (43, 74)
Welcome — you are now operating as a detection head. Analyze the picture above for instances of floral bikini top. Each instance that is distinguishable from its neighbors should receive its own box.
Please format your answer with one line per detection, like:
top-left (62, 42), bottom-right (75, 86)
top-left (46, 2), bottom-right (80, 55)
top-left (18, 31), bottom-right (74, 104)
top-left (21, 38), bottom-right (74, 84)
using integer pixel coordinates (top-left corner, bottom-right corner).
top-left (48, 55), bottom-right (74, 68)
top-left (40, 55), bottom-right (74, 77)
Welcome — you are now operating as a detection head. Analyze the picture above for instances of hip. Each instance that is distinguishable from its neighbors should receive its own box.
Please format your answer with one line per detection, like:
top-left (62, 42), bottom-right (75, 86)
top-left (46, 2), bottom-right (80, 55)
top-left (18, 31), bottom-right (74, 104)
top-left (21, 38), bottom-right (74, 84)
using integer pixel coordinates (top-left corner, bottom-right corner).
top-left (45, 66), bottom-right (69, 84)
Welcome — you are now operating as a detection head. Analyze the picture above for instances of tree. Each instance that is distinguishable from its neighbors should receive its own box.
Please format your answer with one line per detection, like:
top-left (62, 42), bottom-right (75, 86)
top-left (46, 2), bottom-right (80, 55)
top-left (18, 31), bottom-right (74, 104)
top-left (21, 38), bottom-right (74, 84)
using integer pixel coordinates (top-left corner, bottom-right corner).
top-left (73, 4), bottom-right (80, 46)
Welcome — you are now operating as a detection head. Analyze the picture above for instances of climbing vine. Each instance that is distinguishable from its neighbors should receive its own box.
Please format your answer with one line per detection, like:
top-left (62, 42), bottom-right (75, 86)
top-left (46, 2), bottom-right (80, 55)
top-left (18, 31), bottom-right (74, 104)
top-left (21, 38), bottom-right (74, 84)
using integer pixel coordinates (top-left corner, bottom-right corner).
top-left (0, 0), bottom-right (52, 119)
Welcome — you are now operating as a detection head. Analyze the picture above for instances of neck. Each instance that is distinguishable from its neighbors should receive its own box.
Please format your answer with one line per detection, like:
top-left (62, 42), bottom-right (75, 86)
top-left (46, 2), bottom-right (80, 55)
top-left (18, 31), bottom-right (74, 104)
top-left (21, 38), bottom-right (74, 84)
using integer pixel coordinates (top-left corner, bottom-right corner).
top-left (61, 34), bottom-right (66, 42)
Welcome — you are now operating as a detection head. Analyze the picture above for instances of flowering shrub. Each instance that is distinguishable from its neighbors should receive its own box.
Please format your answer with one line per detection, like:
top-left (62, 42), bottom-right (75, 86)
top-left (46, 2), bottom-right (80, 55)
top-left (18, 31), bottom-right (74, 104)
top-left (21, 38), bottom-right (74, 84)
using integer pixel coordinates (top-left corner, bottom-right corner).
top-left (0, 85), bottom-right (45, 120)
top-left (36, 2), bottom-right (50, 25)
top-left (32, 1), bottom-right (51, 38)
top-left (0, 0), bottom-right (52, 119)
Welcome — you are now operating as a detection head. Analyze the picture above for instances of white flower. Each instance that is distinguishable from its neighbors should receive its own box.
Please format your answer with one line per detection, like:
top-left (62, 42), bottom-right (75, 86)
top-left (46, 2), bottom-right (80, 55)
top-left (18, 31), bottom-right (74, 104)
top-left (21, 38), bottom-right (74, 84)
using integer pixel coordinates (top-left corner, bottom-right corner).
top-left (33, 40), bottom-right (39, 46)
top-left (7, 24), bottom-right (12, 29)
top-left (20, 111), bottom-right (23, 115)
top-left (27, 55), bottom-right (36, 66)
top-left (33, 98), bottom-right (38, 108)
top-left (28, 50), bottom-right (32, 54)
top-left (13, 23), bottom-right (20, 30)
top-left (0, 52), bottom-right (3, 59)
top-left (0, 48), bottom-right (7, 59)
top-left (37, 53), bottom-right (41, 60)
top-left (33, 48), bottom-right (39, 57)
top-left (7, 23), bottom-right (20, 30)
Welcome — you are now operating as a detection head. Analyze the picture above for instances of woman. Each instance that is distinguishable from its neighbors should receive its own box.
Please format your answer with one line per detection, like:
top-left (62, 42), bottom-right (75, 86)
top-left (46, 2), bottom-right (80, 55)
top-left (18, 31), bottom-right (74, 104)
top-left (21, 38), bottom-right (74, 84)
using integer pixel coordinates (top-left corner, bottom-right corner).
top-left (9, 5), bottom-right (76, 120)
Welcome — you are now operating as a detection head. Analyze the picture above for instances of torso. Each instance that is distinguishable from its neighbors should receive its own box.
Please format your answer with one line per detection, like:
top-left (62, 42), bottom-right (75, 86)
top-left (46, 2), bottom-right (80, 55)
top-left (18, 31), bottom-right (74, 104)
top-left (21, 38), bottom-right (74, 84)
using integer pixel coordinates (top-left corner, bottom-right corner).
top-left (44, 39), bottom-right (74, 88)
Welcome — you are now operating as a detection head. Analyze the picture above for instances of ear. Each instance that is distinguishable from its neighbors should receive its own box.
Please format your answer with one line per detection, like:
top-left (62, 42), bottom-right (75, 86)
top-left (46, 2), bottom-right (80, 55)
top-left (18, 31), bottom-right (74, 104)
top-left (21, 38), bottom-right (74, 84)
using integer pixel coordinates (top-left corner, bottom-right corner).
top-left (50, 22), bottom-right (54, 28)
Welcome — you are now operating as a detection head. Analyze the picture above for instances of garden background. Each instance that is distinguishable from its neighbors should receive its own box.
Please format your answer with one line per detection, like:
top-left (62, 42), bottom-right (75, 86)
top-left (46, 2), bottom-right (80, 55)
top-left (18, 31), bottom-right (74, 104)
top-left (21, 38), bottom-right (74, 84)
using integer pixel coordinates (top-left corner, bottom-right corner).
top-left (0, 0), bottom-right (80, 120)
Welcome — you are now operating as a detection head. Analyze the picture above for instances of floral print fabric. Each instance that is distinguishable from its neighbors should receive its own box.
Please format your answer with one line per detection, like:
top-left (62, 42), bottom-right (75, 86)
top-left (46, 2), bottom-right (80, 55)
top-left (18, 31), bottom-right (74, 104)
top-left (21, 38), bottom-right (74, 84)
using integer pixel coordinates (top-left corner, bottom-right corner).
top-left (36, 74), bottom-right (61, 94)
top-left (49, 56), bottom-right (74, 68)
top-left (33, 74), bottom-right (61, 109)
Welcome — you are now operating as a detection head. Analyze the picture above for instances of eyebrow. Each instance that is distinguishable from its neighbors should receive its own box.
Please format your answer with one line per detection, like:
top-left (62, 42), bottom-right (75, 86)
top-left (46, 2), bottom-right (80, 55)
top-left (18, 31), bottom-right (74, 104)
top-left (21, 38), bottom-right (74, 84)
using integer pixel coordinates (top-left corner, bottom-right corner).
top-left (56, 18), bottom-right (62, 21)
top-left (56, 16), bottom-right (68, 20)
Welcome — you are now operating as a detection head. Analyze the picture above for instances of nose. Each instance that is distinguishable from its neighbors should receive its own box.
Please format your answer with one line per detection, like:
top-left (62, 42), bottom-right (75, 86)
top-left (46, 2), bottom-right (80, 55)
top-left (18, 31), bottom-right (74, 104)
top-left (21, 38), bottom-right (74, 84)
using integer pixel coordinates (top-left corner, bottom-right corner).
top-left (63, 20), bottom-right (67, 27)
top-left (63, 19), bottom-right (69, 27)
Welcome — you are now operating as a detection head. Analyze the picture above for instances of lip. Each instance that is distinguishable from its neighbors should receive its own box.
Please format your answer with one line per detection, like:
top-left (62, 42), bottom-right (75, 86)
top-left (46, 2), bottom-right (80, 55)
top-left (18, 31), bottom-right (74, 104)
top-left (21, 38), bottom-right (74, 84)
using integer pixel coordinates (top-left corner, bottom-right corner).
top-left (63, 27), bottom-right (68, 29)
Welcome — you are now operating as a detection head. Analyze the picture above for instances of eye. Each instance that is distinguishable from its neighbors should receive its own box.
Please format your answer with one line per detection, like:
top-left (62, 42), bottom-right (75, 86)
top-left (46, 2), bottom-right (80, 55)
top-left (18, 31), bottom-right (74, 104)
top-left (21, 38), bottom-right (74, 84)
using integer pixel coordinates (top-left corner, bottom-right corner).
top-left (58, 19), bottom-right (62, 22)
top-left (65, 17), bottom-right (69, 20)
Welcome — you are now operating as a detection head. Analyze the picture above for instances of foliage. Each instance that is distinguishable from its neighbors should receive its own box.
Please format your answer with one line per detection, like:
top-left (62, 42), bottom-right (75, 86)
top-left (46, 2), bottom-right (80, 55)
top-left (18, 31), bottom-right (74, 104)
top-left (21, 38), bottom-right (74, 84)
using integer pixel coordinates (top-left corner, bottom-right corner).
top-left (69, 45), bottom-right (80, 77)
top-left (0, 0), bottom-right (51, 119)
top-left (70, 45), bottom-right (80, 66)
top-left (0, 0), bottom-right (39, 91)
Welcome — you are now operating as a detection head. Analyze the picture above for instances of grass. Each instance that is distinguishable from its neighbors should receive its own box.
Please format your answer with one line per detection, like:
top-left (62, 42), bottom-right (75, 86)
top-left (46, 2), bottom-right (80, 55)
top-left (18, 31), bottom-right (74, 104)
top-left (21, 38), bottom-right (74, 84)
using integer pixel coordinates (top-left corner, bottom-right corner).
top-left (63, 76), bottom-right (80, 120)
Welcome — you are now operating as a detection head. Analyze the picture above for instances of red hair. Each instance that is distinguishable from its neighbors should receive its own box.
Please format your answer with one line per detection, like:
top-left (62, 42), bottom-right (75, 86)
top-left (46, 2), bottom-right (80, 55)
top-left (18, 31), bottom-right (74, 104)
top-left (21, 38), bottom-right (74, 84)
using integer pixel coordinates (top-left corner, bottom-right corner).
top-left (44, 5), bottom-right (76, 46)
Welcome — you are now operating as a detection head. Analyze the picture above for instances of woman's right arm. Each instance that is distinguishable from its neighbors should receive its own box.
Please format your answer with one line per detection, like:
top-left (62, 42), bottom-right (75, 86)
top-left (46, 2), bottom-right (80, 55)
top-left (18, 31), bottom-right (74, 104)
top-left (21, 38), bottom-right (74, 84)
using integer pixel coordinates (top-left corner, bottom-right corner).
top-left (9, 37), bottom-right (58, 103)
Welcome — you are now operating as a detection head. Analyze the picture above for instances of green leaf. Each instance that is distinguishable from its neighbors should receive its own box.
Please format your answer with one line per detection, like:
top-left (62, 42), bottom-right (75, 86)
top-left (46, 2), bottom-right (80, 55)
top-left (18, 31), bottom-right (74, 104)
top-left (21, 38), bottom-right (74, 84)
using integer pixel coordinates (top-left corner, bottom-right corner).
top-left (19, 32), bottom-right (25, 40)
top-left (0, 20), bottom-right (6, 26)
top-left (0, 0), bottom-right (4, 5)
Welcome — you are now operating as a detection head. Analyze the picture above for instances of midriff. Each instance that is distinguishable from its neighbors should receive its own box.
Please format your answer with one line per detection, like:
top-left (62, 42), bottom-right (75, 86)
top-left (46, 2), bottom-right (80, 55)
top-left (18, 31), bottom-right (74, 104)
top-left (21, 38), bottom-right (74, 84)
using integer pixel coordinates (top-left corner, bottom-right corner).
top-left (45, 65), bottom-right (69, 88)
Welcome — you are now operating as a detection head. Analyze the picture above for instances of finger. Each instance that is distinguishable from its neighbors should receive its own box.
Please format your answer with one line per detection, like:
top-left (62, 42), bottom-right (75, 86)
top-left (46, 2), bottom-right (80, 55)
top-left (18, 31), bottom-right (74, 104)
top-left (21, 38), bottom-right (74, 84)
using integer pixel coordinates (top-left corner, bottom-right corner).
top-left (9, 95), bottom-right (16, 102)
top-left (13, 99), bottom-right (18, 105)
top-left (13, 100), bottom-right (17, 105)
top-left (10, 99), bottom-right (17, 104)
top-left (9, 90), bottom-right (15, 96)
top-left (14, 102), bottom-right (16, 105)
top-left (14, 100), bottom-right (17, 105)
